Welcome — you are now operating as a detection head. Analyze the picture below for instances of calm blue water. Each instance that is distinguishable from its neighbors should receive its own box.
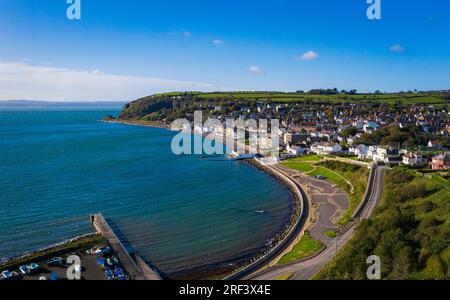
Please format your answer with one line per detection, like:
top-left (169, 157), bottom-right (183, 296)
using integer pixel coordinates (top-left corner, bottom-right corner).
top-left (0, 110), bottom-right (292, 276)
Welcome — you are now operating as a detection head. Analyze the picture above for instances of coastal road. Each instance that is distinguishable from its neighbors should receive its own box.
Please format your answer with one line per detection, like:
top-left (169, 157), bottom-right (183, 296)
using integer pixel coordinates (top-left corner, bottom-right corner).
top-left (251, 165), bottom-right (386, 280)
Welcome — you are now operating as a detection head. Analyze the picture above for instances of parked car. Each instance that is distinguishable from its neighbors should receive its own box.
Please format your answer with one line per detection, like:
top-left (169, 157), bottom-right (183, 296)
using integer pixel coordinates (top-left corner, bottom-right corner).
top-left (315, 175), bottom-right (326, 179)
top-left (104, 268), bottom-right (115, 280)
top-left (1, 270), bottom-right (19, 280)
top-left (47, 257), bottom-right (66, 267)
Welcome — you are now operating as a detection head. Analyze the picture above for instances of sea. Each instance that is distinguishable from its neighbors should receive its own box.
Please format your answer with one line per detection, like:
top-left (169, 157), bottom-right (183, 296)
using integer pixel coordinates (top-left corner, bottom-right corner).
top-left (0, 108), bottom-right (292, 277)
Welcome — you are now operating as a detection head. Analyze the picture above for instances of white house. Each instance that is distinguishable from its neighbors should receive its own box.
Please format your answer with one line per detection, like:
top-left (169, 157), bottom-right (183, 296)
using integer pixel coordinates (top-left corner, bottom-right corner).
top-left (363, 122), bottom-right (380, 134)
top-left (350, 144), bottom-right (369, 159)
top-left (368, 146), bottom-right (401, 165)
top-left (353, 120), bottom-right (365, 130)
top-left (286, 144), bottom-right (308, 156)
top-left (402, 152), bottom-right (427, 167)
top-left (310, 142), bottom-right (342, 155)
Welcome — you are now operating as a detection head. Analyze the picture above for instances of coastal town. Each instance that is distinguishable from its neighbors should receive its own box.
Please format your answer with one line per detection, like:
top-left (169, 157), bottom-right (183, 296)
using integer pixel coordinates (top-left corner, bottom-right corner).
top-left (2, 90), bottom-right (449, 281)
top-left (120, 91), bottom-right (450, 170)
top-left (2, 0), bottom-right (450, 292)
top-left (108, 90), bottom-right (449, 280)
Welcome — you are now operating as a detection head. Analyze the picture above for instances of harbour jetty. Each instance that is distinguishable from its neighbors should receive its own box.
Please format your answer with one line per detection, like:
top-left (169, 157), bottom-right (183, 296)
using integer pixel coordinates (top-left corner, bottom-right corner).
top-left (90, 213), bottom-right (162, 280)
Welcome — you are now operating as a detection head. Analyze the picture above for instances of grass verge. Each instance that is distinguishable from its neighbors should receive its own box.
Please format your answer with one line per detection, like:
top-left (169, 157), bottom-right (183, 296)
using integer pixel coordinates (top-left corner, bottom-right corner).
top-left (324, 231), bottom-right (337, 238)
top-left (277, 232), bottom-right (324, 266)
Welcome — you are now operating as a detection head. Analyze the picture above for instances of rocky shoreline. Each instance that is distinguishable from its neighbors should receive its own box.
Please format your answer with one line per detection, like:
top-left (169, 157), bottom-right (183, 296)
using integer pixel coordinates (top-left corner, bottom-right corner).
top-left (0, 233), bottom-right (104, 271)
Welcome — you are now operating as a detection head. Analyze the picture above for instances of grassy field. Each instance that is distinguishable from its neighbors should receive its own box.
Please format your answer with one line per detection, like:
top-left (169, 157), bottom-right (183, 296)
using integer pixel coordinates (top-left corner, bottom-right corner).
top-left (277, 232), bottom-right (324, 266)
top-left (285, 155), bottom-right (324, 162)
top-left (281, 161), bottom-right (315, 173)
top-left (309, 166), bottom-right (348, 188)
top-left (192, 91), bottom-right (449, 105)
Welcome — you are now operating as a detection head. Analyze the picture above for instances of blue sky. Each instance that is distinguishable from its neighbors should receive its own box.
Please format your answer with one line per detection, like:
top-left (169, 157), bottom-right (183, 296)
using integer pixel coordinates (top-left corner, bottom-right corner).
top-left (0, 0), bottom-right (449, 101)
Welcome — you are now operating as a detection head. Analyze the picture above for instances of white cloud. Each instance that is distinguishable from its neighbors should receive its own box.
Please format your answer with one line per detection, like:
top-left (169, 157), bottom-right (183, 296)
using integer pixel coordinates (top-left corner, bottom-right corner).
top-left (213, 39), bottom-right (224, 45)
top-left (390, 44), bottom-right (406, 53)
top-left (248, 66), bottom-right (264, 74)
top-left (0, 61), bottom-right (222, 101)
top-left (296, 50), bottom-right (319, 61)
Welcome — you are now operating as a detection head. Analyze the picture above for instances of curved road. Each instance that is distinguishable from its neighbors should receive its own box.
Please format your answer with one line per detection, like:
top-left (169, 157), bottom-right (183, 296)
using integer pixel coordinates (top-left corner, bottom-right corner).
top-left (251, 166), bottom-right (386, 280)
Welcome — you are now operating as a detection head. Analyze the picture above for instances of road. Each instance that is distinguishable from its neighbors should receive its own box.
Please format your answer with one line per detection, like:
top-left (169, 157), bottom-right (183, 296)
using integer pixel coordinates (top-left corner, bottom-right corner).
top-left (251, 165), bottom-right (385, 280)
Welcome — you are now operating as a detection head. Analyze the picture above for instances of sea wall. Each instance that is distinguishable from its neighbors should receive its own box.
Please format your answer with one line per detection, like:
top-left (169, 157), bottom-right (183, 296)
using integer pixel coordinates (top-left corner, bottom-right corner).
top-left (226, 158), bottom-right (311, 279)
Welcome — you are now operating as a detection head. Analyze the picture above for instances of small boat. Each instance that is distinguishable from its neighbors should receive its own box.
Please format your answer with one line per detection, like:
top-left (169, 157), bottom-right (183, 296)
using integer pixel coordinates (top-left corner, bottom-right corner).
top-left (114, 266), bottom-right (127, 280)
top-left (96, 257), bottom-right (106, 268)
top-left (227, 151), bottom-right (256, 161)
top-left (104, 268), bottom-right (115, 280)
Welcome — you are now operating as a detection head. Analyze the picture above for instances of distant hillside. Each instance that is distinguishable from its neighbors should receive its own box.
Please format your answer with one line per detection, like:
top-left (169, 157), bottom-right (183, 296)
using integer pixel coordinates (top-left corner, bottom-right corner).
top-left (118, 91), bottom-right (450, 121)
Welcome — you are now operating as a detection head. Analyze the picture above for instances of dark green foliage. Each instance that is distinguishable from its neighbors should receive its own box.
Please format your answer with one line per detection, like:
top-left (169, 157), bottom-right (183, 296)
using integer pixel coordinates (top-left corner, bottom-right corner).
top-left (341, 126), bottom-right (358, 138)
top-left (315, 168), bottom-right (450, 280)
top-left (357, 125), bottom-right (428, 148)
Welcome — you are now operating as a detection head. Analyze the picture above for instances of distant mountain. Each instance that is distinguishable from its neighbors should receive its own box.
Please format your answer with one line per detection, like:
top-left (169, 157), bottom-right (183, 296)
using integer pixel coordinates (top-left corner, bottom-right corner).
top-left (0, 100), bottom-right (127, 108)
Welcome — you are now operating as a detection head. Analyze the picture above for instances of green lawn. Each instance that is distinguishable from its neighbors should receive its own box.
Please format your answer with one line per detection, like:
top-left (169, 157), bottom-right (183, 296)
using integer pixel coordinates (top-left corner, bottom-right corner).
top-left (324, 231), bottom-right (337, 238)
top-left (285, 155), bottom-right (323, 162)
top-left (277, 233), bottom-right (324, 266)
top-left (281, 162), bottom-right (315, 173)
top-left (309, 167), bottom-right (348, 188)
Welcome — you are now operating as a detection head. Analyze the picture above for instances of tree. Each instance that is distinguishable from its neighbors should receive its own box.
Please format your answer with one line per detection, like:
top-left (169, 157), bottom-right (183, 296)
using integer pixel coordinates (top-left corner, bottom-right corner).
top-left (423, 255), bottom-right (446, 280)
top-left (341, 126), bottom-right (358, 138)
